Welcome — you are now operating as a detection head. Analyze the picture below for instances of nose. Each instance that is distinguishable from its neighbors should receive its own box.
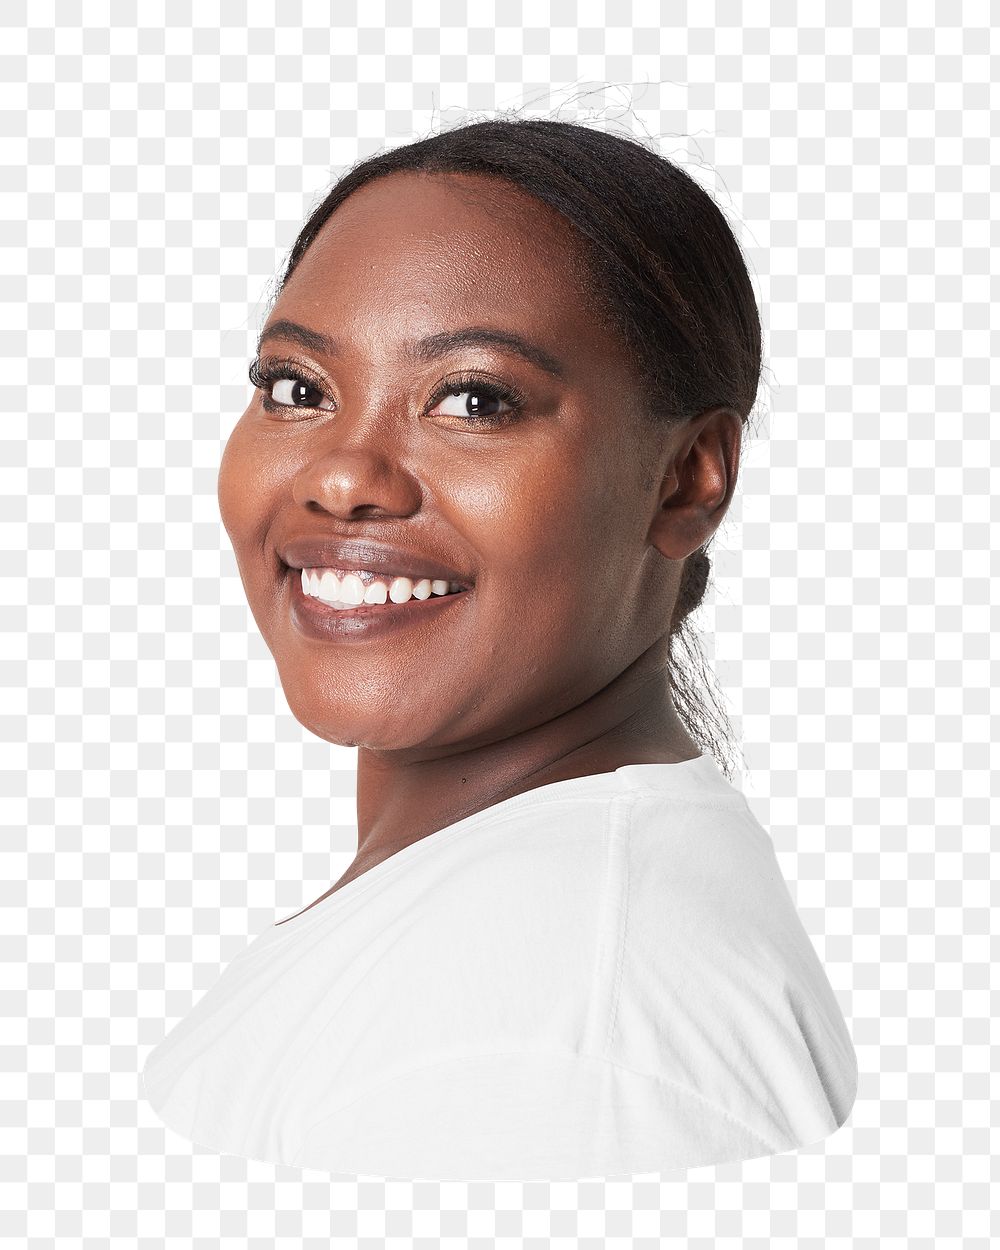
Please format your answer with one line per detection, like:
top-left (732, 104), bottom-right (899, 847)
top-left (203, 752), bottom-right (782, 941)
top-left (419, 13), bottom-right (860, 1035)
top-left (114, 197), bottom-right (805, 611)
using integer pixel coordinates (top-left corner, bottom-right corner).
top-left (290, 420), bottom-right (422, 520)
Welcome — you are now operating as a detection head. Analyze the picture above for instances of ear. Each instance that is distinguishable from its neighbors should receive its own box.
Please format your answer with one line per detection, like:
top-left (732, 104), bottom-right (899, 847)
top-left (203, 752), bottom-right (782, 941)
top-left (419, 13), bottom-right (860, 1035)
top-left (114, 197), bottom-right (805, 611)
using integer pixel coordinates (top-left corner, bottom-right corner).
top-left (647, 408), bottom-right (743, 561)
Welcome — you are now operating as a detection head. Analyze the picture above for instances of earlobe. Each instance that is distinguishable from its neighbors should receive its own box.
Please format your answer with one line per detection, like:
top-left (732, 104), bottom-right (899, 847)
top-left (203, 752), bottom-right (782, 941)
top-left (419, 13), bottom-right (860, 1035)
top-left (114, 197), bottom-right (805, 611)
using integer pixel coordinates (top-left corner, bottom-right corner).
top-left (647, 506), bottom-right (712, 564)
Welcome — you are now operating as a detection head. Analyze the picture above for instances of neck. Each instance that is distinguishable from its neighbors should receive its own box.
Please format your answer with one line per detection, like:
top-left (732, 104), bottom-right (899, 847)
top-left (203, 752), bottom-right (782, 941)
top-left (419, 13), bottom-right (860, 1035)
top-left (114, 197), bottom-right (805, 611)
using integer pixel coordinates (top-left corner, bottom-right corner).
top-left (352, 640), bottom-right (701, 868)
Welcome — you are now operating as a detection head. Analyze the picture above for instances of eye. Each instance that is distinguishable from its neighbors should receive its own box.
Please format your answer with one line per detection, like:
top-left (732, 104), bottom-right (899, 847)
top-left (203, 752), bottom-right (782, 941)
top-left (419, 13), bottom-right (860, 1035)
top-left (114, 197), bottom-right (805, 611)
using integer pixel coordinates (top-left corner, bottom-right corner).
top-left (427, 373), bottom-right (525, 426)
top-left (248, 356), bottom-right (335, 413)
top-left (270, 377), bottom-right (334, 410)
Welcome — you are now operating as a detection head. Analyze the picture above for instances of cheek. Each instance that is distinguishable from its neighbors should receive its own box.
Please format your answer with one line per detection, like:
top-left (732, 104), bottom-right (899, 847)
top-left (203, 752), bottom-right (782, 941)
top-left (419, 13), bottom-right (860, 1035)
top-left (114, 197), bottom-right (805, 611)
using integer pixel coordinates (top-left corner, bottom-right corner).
top-left (217, 418), bottom-right (277, 543)
top-left (459, 453), bottom-right (629, 659)
top-left (216, 420), bottom-right (291, 628)
top-left (492, 445), bottom-right (629, 583)
top-left (217, 422), bottom-right (246, 535)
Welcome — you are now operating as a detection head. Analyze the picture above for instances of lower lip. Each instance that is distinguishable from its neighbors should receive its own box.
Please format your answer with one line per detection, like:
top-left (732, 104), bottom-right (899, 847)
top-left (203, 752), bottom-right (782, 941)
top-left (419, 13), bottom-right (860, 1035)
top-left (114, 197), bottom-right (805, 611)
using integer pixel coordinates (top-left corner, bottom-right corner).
top-left (286, 568), bottom-right (471, 642)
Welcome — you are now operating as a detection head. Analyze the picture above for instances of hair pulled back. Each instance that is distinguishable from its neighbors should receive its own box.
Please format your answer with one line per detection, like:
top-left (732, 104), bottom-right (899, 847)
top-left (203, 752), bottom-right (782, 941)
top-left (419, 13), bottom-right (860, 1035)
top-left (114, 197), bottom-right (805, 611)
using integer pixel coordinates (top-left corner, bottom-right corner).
top-left (274, 113), bottom-right (762, 778)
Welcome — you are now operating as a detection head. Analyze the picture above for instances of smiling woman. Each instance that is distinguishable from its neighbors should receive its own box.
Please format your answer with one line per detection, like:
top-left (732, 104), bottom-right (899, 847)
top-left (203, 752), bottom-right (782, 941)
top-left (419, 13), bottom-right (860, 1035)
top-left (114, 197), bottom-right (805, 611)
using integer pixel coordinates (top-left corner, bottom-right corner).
top-left (140, 114), bottom-right (858, 1181)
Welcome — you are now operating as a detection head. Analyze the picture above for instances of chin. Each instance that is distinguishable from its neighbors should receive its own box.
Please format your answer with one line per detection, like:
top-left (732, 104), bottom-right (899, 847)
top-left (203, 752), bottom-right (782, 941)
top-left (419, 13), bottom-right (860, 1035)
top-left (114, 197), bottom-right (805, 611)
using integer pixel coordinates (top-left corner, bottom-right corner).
top-left (282, 703), bottom-right (412, 751)
top-left (276, 668), bottom-right (462, 751)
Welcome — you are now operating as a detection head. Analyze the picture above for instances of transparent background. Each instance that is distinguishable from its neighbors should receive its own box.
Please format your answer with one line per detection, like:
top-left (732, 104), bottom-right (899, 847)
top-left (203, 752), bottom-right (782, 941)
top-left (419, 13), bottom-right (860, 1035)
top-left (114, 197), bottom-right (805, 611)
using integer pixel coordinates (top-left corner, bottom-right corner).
top-left (1, 2), bottom-right (994, 1247)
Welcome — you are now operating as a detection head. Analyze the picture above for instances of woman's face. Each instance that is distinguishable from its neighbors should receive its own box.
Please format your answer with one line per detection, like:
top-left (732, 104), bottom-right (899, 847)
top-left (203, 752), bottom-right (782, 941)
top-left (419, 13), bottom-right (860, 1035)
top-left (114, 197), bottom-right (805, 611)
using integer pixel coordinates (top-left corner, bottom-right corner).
top-left (218, 170), bottom-right (681, 753)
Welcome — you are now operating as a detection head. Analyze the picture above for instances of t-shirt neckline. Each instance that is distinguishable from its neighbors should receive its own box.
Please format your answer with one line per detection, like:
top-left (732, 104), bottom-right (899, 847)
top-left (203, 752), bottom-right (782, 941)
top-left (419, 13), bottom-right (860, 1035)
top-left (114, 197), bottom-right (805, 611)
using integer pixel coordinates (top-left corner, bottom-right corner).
top-left (270, 752), bottom-right (734, 933)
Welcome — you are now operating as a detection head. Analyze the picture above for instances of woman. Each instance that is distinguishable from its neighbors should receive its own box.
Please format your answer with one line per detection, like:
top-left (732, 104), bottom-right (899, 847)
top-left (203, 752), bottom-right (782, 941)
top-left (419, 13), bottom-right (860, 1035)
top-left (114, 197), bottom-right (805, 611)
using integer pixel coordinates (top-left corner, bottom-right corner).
top-left (142, 117), bottom-right (858, 1180)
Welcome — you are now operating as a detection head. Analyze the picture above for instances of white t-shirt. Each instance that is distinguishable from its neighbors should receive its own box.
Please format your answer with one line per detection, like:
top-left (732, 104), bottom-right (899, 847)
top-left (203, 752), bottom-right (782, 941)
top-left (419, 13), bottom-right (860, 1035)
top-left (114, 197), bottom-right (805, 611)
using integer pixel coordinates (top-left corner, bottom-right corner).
top-left (141, 753), bottom-right (858, 1180)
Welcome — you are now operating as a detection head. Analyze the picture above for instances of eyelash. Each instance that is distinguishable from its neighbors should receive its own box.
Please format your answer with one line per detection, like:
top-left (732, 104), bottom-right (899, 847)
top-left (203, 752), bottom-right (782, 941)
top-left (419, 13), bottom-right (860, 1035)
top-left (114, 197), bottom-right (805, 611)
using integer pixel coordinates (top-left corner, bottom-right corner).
top-left (247, 355), bottom-right (526, 426)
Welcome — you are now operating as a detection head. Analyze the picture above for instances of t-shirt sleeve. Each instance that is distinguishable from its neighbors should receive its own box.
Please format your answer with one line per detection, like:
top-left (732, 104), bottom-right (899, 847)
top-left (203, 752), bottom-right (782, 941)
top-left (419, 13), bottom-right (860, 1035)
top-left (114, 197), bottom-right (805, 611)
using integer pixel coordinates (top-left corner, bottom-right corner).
top-left (291, 1048), bottom-right (795, 1181)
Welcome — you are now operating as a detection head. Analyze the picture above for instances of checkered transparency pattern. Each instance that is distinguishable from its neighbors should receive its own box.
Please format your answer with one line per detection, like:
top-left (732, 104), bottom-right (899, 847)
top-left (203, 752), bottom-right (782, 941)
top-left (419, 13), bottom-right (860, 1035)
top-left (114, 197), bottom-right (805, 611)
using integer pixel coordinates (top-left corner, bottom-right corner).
top-left (3, 3), bottom-right (994, 1248)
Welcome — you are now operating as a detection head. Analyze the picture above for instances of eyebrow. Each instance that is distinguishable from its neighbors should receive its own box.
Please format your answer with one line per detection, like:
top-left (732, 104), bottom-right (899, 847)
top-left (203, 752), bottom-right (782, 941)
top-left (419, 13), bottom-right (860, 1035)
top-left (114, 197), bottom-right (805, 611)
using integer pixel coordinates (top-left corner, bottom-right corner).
top-left (256, 318), bottom-right (567, 381)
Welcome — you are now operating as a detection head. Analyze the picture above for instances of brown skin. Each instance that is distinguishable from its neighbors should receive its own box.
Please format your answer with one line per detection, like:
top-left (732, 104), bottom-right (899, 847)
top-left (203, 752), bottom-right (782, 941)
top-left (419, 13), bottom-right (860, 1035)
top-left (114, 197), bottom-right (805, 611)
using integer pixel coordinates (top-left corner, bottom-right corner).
top-left (217, 170), bottom-right (742, 922)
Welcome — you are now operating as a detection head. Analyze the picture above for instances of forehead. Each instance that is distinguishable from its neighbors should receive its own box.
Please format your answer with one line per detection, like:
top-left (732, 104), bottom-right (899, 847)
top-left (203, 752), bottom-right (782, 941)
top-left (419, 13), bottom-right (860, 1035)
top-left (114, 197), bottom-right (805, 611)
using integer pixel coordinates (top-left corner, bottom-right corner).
top-left (275, 170), bottom-right (603, 359)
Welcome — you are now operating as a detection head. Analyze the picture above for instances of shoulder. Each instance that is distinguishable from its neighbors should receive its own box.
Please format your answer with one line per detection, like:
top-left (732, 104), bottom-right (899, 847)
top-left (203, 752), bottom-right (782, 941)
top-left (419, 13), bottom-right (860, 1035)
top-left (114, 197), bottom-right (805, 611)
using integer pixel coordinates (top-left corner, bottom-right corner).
top-left (609, 787), bottom-right (859, 1153)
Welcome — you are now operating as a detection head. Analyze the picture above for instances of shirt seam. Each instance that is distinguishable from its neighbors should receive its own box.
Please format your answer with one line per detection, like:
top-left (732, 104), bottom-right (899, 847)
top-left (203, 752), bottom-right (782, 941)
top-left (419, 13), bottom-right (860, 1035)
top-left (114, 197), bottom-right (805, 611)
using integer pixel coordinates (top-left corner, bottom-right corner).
top-left (293, 1047), bottom-right (782, 1162)
top-left (601, 792), bottom-right (632, 1058)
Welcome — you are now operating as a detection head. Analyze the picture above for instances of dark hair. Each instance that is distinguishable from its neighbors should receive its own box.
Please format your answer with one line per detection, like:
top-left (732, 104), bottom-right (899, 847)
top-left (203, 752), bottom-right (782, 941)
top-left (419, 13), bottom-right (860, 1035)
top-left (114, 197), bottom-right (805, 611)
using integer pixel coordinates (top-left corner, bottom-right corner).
top-left (272, 113), bottom-right (763, 781)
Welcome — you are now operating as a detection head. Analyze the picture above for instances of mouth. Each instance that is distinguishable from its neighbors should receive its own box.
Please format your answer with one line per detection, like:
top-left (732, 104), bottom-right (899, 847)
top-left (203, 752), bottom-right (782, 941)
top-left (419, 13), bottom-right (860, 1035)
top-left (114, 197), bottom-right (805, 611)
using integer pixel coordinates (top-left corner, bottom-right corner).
top-left (284, 564), bottom-right (472, 642)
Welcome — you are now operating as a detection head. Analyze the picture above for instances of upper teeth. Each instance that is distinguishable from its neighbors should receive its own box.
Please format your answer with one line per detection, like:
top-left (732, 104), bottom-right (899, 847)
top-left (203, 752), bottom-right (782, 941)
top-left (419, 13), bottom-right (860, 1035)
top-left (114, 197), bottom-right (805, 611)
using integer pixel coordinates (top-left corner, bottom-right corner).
top-left (301, 567), bottom-right (463, 607)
